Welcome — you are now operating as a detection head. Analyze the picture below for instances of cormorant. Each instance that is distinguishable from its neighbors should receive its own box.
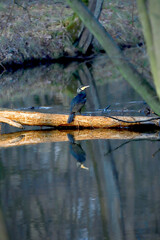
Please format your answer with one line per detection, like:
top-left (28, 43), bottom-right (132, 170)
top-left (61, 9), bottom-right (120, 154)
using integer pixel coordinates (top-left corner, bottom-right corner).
top-left (67, 85), bottom-right (90, 123)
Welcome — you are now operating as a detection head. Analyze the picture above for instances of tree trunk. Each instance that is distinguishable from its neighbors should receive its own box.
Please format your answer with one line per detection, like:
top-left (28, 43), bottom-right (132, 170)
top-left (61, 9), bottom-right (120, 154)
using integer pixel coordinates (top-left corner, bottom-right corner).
top-left (137, 0), bottom-right (160, 98)
top-left (77, 0), bottom-right (104, 53)
top-left (66, 0), bottom-right (160, 115)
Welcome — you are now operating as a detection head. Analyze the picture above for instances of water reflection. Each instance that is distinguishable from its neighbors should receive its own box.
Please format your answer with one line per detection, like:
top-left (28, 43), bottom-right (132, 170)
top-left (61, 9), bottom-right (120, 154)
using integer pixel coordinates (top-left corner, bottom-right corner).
top-left (0, 58), bottom-right (160, 240)
top-left (0, 56), bottom-right (145, 113)
top-left (0, 135), bottom-right (160, 240)
top-left (0, 140), bottom-right (104, 240)
top-left (68, 134), bottom-right (88, 170)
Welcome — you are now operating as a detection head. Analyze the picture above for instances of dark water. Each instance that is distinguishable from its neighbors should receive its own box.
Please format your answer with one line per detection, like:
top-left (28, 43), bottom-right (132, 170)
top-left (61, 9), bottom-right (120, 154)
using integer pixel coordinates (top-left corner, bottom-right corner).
top-left (0, 58), bottom-right (160, 240)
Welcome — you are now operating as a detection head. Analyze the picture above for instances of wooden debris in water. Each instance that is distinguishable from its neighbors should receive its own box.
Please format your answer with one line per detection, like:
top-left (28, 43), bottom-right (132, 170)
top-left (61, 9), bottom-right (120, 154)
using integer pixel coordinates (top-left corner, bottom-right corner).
top-left (0, 108), bottom-right (159, 129)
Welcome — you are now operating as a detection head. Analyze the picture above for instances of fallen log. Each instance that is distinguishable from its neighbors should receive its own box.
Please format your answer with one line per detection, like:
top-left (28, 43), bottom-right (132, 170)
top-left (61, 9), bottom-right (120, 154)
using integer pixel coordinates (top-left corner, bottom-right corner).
top-left (0, 108), bottom-right (159, 129)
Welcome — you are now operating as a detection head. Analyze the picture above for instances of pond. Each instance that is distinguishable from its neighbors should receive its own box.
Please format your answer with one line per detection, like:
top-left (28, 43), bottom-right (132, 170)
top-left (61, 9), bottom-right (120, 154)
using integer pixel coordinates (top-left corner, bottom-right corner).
top-left (0, 56), bottom-right (160, 240)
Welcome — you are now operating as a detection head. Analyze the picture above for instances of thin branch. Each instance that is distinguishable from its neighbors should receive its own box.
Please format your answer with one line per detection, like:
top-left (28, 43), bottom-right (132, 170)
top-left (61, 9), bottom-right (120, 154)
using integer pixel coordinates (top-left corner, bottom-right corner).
top-left (0, 61), bottom-right (6, 75)
top-left (14, 0), bottom-right (32, 22)
top-left (107, 115), bottom-right (160, 124)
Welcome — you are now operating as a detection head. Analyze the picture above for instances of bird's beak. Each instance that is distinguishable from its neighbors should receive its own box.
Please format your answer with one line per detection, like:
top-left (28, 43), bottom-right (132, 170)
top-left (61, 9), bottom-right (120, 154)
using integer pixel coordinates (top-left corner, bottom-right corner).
top-left (81, 85), bottom-right (90, 91)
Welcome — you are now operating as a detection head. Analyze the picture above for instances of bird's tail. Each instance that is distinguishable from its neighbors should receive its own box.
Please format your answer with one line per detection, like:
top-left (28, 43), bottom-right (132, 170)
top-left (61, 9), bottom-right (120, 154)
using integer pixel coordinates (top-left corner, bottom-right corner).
top-left (67, 113), bottom-right (75, 123)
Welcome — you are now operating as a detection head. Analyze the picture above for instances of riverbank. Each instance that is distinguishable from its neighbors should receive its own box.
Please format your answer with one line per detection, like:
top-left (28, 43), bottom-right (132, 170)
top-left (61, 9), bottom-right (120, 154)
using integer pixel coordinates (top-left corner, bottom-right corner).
top-left (0, 0), bottom-right (145, 73)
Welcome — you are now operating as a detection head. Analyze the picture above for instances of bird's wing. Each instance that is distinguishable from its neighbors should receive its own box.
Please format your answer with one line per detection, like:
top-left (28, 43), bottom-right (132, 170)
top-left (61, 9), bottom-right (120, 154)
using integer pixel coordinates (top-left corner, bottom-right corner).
top-left (70, 96), bottom-right (86, 112)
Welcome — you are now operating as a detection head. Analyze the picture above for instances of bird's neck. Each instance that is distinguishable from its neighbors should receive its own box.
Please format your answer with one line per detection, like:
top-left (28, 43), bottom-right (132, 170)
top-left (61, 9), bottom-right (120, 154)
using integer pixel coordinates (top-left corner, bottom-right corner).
top-left (78, 91), bottom-right (86, 96)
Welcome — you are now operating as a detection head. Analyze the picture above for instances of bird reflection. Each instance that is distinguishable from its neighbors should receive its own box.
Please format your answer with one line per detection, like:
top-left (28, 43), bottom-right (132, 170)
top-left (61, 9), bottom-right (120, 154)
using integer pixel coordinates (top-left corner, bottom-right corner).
top-left (67, 134), bottom-right (88, 170)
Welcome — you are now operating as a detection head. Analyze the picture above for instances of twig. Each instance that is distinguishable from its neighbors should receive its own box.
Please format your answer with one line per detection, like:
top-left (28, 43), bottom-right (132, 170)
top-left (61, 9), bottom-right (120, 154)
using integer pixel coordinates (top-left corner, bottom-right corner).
top-left (0, 61), bottom-right (6, 75)
top-left (1, 4), bottom-right (15, 35)
top-left (107, 115), bottom-right (160, 124)
top-left (131, 0), bottom-right (135, 27)
top-left (14, 0), bottom-right (32, 23)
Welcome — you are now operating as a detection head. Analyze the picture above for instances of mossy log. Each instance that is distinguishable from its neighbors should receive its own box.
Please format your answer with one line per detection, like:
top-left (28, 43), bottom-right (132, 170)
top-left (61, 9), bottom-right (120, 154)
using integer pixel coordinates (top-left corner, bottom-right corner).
top-left (0, 108), bottom-right (159, 129)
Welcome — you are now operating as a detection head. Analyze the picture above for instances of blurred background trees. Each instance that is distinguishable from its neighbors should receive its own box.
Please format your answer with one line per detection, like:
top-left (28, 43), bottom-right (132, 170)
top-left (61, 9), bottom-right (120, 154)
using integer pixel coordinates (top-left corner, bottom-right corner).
top-left (1, 0), bottom-right (160, 105)
top-left (137, 1), bottom-right (160, 98)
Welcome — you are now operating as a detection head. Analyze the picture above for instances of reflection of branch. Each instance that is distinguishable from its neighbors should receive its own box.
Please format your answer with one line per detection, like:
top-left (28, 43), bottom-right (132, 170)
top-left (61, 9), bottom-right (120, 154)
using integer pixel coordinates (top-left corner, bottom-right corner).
top-left (78, 63), bottom-right (101, 109)
top-left (152, 148), bottom-right (160, 158)
top-left (105, 138), bottom-right (159, 156)
top-left (104, 139), bottom-right (133, 156)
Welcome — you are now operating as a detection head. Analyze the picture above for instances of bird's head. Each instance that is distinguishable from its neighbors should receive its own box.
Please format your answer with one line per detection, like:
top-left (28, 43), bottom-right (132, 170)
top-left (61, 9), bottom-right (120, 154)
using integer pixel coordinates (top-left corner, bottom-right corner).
top-left (77, 85), bottom-right (90, 93)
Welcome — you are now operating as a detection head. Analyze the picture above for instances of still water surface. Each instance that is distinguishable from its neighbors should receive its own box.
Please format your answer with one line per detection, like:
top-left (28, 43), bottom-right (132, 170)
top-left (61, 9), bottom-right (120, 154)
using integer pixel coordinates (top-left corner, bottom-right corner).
top-left (0, 58), bottom-right (160, 240)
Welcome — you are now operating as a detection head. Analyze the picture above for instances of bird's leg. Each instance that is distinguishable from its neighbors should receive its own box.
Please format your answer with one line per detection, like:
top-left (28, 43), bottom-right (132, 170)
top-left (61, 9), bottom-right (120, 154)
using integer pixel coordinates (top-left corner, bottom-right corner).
top-left (90, 121), bottom-right (94, 129)
top-left (77, 110), bottom-right (82, 130)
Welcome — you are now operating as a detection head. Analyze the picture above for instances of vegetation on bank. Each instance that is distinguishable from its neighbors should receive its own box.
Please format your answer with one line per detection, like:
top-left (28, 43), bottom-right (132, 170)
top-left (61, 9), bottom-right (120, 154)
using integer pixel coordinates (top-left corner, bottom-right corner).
top-left (0, 0), bottom-right (147, 72)
top-left (0, 1), bottom-right (74, 71)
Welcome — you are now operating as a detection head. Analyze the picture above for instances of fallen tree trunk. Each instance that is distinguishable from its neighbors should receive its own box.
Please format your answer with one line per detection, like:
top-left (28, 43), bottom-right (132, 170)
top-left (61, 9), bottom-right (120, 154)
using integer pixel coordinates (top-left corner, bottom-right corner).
top-left (0, 108), bottom-right (159, 129)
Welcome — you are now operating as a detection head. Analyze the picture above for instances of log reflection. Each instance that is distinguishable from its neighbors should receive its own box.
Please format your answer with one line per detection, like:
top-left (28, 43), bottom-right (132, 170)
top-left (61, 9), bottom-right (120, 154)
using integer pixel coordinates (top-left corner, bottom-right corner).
top-left (0, 128), bottom-right (159, 148)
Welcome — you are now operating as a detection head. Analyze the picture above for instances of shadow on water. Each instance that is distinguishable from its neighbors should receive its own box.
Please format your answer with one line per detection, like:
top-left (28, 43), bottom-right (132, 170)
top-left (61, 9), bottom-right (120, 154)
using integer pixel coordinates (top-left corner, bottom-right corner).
top-left (0, 57), bottom-right (160, 240)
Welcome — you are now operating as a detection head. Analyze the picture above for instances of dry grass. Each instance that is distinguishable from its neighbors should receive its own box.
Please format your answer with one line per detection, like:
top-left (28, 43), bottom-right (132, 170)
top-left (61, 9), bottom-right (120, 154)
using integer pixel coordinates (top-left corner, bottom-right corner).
top-left (0, 1), bottom-right (74, 65)
top-left (0, 0), bottom-right (148, 73)
top-left (100, 0), bottom-right (143, 45)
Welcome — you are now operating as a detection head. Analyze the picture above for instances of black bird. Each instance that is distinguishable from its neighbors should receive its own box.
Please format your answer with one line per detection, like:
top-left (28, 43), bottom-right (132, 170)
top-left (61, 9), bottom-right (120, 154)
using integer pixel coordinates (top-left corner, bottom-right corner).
top-left (68, 85), bottom-right (90, 123)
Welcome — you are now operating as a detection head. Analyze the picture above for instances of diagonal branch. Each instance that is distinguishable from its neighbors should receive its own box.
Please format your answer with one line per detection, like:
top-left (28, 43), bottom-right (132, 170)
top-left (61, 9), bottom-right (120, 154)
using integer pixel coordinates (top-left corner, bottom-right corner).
top-left (137, 0), bottom-right (157, 90)
top-left (66, 0), bottom-right (160, 115)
